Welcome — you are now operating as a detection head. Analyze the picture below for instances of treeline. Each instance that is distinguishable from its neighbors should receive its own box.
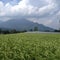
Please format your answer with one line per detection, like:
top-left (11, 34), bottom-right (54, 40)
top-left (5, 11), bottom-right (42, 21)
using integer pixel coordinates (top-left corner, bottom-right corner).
top-left (0, 29), bottom-right (27, 34)
top-left (0, 27), bottom-right (60, 34)
top-left (0, 27), bottom-right (39, 34)
top-left (54, 30), bottom-right (60, 32)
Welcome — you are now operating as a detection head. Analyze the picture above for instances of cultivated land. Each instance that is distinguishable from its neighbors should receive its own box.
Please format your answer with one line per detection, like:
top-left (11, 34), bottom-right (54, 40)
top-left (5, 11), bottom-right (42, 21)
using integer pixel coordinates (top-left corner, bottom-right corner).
top-left (0, 33), bottom-right (60, 60)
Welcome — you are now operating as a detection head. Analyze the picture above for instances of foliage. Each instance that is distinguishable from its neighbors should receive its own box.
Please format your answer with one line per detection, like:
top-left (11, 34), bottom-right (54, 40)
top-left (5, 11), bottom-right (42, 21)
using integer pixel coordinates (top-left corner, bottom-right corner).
top-left (54, 30), bottom-right (60, 32)
top-left (34, 26), bottom-right (38, 31)
top-left (0, 29), bottom-right (27, 34)
top-left (0, 33), bottom-right (60, 60)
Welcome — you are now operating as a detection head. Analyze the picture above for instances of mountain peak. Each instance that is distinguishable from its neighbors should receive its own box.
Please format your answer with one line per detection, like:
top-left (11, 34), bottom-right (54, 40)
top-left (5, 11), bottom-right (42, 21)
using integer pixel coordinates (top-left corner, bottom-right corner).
top-left (0, 19), bottom-right (54, 31)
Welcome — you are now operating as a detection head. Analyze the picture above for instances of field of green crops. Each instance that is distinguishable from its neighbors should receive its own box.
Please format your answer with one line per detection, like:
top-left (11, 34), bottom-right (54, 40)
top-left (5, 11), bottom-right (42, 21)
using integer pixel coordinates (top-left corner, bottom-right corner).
top-left (0, 33), bottom-right (60, 60)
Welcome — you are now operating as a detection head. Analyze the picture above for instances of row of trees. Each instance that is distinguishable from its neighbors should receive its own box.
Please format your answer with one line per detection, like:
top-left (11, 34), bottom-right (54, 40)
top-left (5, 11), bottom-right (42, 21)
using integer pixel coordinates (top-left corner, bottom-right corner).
top-left (54, 30), bottom-right (60, 32)
top-left (0, 26), bottom-right (59, 34)
top-left (0, 26), bottom-right (38, 34)
top-left (0, 29), bottom-right (28, 34)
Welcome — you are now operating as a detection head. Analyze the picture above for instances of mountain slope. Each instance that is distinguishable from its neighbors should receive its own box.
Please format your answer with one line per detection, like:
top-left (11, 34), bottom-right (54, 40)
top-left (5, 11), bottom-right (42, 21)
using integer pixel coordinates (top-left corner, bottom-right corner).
top-left (0, 19), bottom-right (54, 31)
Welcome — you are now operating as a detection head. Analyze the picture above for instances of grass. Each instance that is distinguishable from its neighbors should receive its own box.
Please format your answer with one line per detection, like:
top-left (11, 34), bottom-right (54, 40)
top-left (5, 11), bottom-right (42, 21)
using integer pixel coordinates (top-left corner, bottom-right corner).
top-left (0, 33), bottom-right (60, 60)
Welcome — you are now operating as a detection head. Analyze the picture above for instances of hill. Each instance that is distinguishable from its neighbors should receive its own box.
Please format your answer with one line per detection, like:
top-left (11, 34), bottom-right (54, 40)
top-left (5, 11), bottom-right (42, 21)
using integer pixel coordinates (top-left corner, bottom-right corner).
top-left (0, 19), bottom-right (54, 31)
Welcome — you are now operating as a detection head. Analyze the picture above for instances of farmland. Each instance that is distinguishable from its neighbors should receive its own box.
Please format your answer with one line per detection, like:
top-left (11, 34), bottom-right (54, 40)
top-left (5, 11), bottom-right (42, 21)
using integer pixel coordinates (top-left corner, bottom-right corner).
top-left (0, 33), bottom-right (60, 60)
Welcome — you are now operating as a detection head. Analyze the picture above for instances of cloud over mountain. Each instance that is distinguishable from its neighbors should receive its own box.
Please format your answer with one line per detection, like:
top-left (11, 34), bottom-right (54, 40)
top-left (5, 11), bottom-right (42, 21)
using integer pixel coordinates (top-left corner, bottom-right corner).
top-left (0, 0), bottom-right (60, 29)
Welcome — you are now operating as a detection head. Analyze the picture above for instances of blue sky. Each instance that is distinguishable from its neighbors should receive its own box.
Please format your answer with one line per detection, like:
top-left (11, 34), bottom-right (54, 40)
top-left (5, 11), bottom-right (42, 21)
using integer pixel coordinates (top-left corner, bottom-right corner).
top-left (0, 0), bottom-right (60, 29)
top-left (0, 0), bottom-right (20, 5)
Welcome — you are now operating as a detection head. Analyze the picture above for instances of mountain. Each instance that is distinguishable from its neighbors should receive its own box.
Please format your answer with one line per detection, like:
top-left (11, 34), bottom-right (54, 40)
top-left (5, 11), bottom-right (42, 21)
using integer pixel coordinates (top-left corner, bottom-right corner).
top-left (0, 19), bottom-right (54, 31)
top-left (0, 21), bottom-right (3, 23)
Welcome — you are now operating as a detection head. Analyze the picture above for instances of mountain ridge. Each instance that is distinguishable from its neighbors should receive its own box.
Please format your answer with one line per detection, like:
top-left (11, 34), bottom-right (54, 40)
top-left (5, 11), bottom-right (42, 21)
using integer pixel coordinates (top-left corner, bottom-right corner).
top-left (0, 19), bottom-right (54, 31)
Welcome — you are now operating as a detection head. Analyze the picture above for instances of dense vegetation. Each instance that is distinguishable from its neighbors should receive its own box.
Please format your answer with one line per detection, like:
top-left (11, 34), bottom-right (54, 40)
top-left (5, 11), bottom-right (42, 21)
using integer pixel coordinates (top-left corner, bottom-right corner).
top-left (0, 29), bottom-right (27, 34)
top-left (0, 33), bottom-right (60, 60)
top-left (0, 26), bottom-right (38, 34)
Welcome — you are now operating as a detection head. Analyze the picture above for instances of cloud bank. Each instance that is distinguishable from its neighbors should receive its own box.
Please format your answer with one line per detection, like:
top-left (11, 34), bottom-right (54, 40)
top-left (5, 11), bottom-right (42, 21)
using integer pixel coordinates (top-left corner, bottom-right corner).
top-left (0, 0), bottom-right (60, 29)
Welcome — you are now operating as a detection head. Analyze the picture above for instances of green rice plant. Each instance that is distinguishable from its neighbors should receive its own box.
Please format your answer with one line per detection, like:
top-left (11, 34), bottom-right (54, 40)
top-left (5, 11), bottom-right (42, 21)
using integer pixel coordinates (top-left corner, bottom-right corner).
top-left (0, 33), bottom-right (60, 60)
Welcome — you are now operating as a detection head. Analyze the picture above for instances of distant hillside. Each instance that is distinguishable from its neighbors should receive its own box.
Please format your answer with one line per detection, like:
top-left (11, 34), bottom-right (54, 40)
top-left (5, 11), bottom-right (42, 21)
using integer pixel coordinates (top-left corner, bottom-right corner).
top-left (0, 19), bottom-right (54, 31)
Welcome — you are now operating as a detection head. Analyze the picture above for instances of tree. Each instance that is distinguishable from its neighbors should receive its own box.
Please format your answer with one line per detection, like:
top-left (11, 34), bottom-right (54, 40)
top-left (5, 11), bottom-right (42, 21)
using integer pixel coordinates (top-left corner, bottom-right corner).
top-left (10, 29), bottom-right (17, 33)
top-left (29, 29), bottom-right (33, 31)
top-left (22, 30), bottom-right (27, 32)
top-left (2, 30), bottom-right (10, 34)
top-left (34, 26), bottom-right (38, 31)
top-left (0, 28), bottom-right (2, 33)
top-left (54, 30), bottom-right (60, 32)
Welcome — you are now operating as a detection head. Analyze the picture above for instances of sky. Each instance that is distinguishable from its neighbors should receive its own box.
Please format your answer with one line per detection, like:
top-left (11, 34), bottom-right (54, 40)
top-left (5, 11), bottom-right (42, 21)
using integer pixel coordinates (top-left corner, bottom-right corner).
top-left (0, 0), bottom-right (60, 29)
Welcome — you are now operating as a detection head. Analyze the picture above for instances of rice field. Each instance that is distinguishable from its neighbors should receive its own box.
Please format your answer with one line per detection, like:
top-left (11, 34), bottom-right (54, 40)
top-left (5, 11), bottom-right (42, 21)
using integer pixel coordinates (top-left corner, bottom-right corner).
top-left (0, 33), bottom-right (60, 60)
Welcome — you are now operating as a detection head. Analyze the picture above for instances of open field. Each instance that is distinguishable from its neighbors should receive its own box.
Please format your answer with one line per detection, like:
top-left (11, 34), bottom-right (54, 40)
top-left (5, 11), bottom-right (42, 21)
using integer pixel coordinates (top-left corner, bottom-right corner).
top-left (0, 33), bottom-right (60, 60)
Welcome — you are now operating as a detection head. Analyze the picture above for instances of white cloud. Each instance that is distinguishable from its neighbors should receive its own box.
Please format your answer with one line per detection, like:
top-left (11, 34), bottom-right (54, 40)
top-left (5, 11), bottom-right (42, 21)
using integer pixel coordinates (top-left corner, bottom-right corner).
top-left (0, 1), bottom-right (5, 16)
top-left (0, 0), bottom-right (60, 29)
top-left (45, 0), bottom-right (53, 4)
top-left (0, 1), bottom-right (4, 8)
top-left (0, 0), bottom-right (56, 18)
top-left (39, 4), bottom-right (55, 15)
